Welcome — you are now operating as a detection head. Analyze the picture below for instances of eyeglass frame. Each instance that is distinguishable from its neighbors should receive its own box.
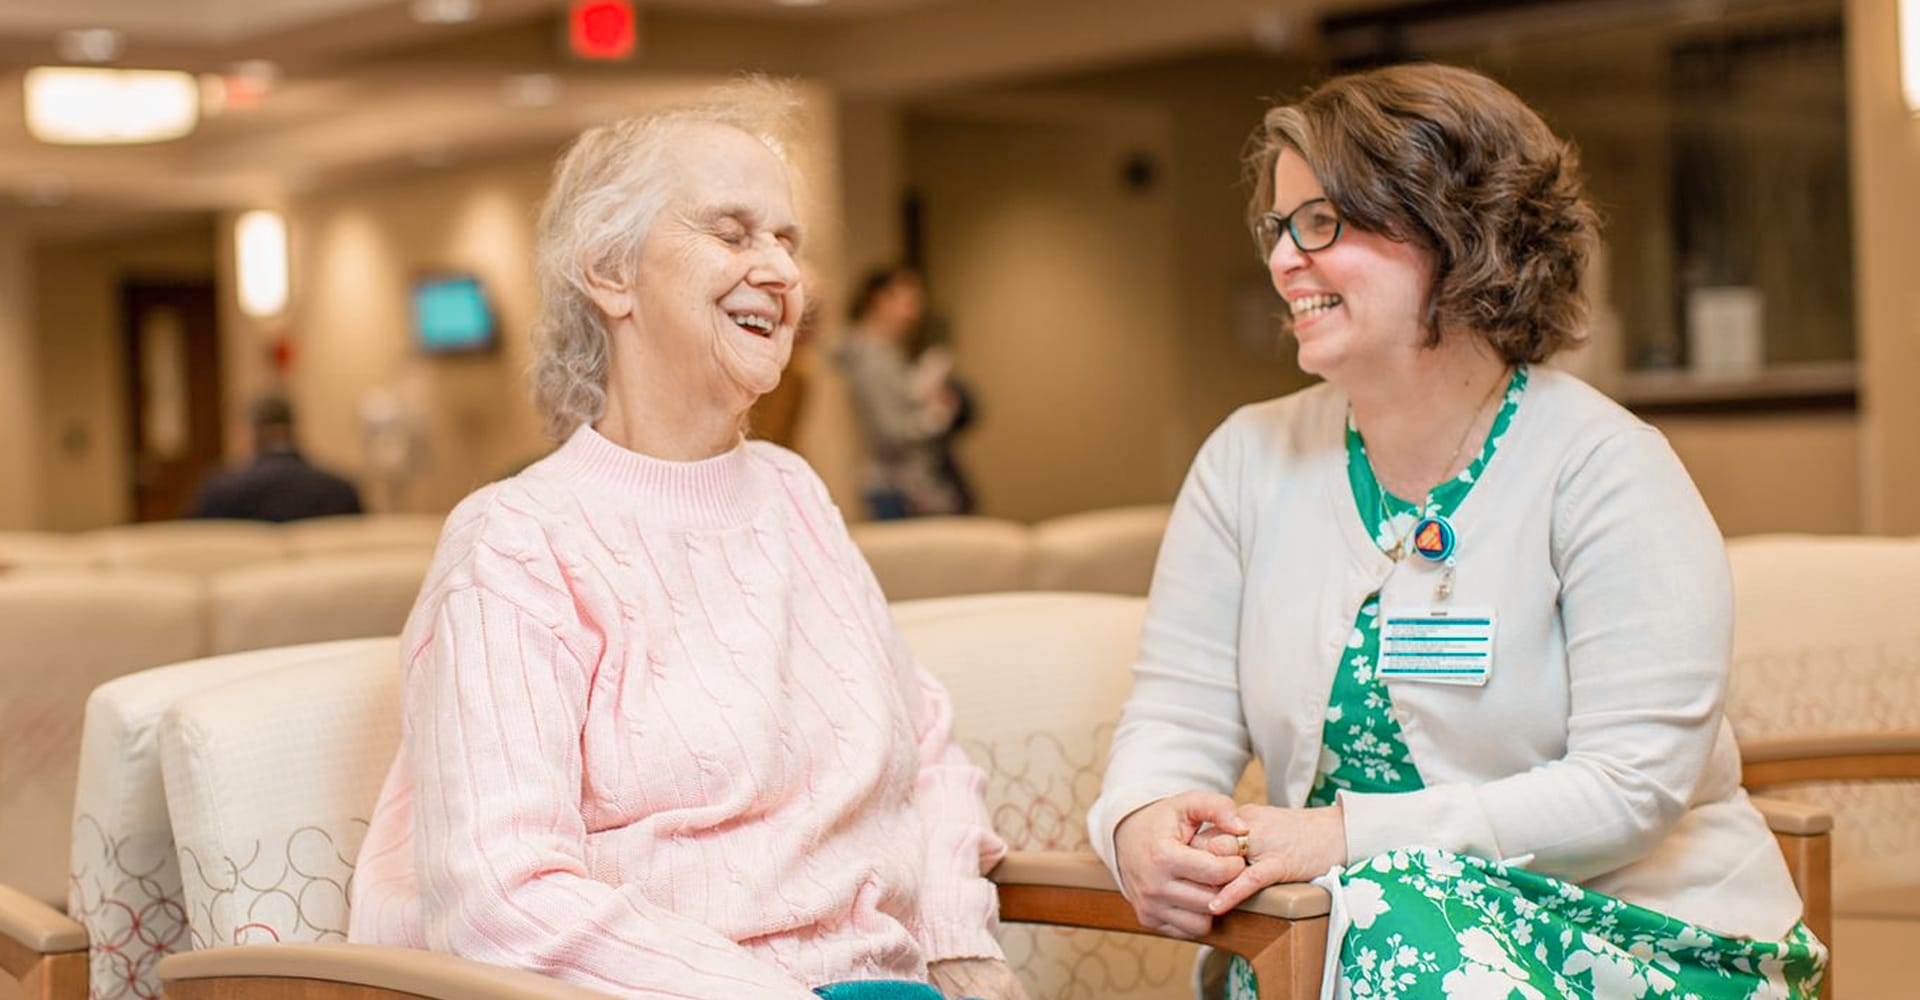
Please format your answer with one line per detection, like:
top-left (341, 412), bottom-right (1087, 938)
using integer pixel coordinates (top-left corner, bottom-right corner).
top-left (1252, 197), bottom-right (1344, 257)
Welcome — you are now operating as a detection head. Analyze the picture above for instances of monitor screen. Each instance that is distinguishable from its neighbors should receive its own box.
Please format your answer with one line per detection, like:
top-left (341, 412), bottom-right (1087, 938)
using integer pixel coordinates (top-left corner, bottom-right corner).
top-left (411, 273), bottom-right (497, 354)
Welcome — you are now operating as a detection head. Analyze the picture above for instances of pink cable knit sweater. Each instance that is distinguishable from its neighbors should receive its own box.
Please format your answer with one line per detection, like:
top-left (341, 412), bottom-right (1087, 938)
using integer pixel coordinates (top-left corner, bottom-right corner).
top-left (347, 426), bottom-right (1006, 998)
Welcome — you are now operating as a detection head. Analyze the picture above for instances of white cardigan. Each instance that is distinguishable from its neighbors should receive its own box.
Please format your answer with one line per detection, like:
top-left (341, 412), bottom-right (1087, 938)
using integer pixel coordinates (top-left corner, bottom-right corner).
top-left (1089, 366), bottom-right (1804, 939)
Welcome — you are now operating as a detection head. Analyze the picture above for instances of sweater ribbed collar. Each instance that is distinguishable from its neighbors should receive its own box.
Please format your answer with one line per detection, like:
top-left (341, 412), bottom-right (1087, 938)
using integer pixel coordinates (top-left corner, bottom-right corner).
top-left (547, 423), bottom-right (767, 528)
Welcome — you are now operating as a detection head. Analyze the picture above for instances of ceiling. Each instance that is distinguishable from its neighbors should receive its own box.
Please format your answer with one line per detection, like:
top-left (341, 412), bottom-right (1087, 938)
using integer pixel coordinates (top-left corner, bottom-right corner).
top-left (0, 0), bottom-right (1314, 226)
top-left (0, 0), bottom-right (1840, 228)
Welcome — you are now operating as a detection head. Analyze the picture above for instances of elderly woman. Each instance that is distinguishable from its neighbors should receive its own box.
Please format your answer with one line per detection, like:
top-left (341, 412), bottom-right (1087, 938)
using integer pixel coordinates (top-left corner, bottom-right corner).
top-left (347, 89), bottom-right (1027, 1000)
top-left (1089, 64), bottom-right (1826, 999)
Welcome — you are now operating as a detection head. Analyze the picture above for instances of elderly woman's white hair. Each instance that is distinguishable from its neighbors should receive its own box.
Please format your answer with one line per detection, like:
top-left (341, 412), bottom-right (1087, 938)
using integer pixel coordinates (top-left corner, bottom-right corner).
top-left (530, 78), bottom-right (803, 441)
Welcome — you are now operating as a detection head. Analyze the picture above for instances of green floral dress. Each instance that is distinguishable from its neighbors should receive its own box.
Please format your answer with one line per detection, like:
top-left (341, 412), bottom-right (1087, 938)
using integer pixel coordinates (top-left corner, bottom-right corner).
top-left (1225, 367), bottom-right (1826, 1000)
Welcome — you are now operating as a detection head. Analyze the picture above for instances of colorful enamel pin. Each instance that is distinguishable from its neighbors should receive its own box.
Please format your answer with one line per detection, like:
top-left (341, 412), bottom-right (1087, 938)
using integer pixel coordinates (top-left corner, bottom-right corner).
top-left (1411, 514), bottom-right (1457, 562)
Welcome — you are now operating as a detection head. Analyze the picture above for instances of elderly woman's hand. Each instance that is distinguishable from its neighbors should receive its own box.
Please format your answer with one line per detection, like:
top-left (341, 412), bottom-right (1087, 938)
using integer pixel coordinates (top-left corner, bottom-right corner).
top-left (1111, 791), bottom-right (1250, 939)
top-left (1194, 803), bottom-right (1346, 917)
top-left (927, 957), bottom-right (1031, 1000)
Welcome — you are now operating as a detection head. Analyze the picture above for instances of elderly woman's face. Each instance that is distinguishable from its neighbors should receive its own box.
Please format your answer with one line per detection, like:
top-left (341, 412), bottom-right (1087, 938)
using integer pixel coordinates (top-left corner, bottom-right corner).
top-left (1266, 150), bottom-right (1434, 382)
top-left (628, 123), bottom-right (804, 412)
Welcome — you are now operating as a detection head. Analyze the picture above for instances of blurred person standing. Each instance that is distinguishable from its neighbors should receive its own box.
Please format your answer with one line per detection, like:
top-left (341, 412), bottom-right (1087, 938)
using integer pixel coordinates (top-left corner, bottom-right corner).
top-left (836, 267), bottom-right (971, 519)
top-left (189, 396), bottom-right (363, 522)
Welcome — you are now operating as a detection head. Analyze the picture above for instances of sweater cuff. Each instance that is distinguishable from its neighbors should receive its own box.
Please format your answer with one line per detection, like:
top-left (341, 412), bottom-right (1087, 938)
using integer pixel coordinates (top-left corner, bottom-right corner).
top-left (916, 907), bottom-right (1005, 966)
top-left (1338, 785), bottom-right (1500, 863)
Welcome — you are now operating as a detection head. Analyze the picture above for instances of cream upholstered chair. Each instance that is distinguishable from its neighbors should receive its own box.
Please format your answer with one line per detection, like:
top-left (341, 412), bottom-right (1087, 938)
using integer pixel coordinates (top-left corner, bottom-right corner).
top-left (1726, 533), bottom-right (1920, 1000)
top-left (282, 515), bottom-right (445, 559)
top-left (153, 595), bottom-right (1328, 1000)
top-left (848, 516), bottom-right (1033, 600)
top-left (90, 522), bottom-right (288, 578)
top-left (0, 639), bottom-right (403, 1000)
top-left (1028, 504), bottom-right (1171, 596)
top-left (895, 592), bottom-right (1323, 999)
top-left (0, 572), bottom-right (203, 911)
top-left (206, 551), bottom-right (431, 655)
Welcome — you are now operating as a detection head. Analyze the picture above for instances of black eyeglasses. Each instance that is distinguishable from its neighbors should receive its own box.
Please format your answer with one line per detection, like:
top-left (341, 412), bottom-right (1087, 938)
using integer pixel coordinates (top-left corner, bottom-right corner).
top-left (1252, 198), bottom-right (1343, 257)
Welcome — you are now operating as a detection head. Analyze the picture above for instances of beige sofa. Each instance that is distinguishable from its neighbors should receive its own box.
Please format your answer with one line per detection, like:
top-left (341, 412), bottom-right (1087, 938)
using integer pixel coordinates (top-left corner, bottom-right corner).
top-left (849, 504), bottom-right (1172, 600)
top-left (0, 515), bottom-right (445, 578)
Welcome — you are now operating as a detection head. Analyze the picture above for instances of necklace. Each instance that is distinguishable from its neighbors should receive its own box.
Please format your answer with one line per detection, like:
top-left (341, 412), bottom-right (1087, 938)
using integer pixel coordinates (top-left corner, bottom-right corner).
top-left (1373, 366), bottom-right (1510, 562)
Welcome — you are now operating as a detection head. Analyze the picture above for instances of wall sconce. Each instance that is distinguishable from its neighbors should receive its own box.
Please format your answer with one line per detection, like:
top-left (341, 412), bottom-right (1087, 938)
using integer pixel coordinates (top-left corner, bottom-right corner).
top-left (23, 66), bottom-right (198, 144)
top-left (235, 210), bottom-right (290, 319)
top-left (1904, 0), bottom-right (1919, 114)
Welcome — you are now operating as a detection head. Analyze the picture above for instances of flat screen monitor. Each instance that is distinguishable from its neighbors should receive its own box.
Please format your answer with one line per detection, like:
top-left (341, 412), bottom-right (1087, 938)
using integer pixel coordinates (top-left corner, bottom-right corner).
top-left (411, 273), bottom-right (497, 354)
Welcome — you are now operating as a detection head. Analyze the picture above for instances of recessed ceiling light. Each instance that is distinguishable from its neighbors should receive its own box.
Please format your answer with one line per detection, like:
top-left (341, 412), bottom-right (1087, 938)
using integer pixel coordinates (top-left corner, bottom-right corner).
top-left (411, 0), bottom-right (480, 25)
top-left (774, 0), bottom-right (828, 7)
top-left (23, 67), bottom-right (199, 144)
top-left (54, 27), bottom-right (124, 64)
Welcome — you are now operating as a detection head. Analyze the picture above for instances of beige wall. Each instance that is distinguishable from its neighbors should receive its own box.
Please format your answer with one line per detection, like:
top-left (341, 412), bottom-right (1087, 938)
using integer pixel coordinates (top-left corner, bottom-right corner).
top-left (1849, 0), bottom-right (1920, 534)
top-left (907, 104), bottom-right (1189, 522)
top-left (0, 225), bottom-right (38, 529)
top-left (32, 221), bottom-right (215, 530)
top-left (1653, 412), bottom-right (1863, 537)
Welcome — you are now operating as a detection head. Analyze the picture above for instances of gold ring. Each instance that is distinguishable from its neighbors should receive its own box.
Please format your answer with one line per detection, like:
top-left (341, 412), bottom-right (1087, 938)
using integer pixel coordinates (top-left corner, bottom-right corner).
top-left (1235, 833), bottom-right (1251, 859)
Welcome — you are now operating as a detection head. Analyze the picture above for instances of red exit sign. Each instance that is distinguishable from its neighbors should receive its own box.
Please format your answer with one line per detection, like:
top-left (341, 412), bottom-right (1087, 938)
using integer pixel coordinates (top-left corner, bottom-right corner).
top-left (569, 0), bottom-right (636, 60)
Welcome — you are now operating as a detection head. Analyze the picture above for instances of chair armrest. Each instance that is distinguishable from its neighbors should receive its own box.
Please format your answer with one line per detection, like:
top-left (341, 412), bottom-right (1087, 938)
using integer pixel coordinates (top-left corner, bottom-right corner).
top-left (159, 943), bottom-right (619, 1000)
top-left (0, 882), bottom-right (87, 997)
top-left (989, 851), bottom-right (1331, 999)
top-left (1749, 795), bottom-right (1833, 836)
top-left (1742, 730), bottom-right (1920, 786)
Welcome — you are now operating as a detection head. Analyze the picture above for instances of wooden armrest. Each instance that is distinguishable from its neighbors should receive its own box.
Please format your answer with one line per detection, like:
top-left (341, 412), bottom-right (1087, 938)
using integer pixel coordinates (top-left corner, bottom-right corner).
top-left (0, 882), bottom-right (87, 998)
top-left (990, 850), bottom-right (1331, 999)
top-left (1749, 795), bottom-right (1833, 835)
top-left (1742, 730), bottom-right (1920, 786)
top-left (159, 943), bottom-right (619, 1000)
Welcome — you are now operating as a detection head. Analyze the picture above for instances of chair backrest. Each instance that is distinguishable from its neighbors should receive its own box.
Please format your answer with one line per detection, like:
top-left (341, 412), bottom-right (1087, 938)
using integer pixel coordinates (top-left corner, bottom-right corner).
top-left (91, 521), bottom-right (289, 578)
top-left (159, 642), bottom-right (402, 949)
top-left (66, 637), bottom-right (400, 1000)
top-left (895, 591), bottom-right (1193, 1000)
top-left (282, 515), bottom-right (445, 558)
top-left (206, 551), bottom-right (431, 655)
top-left (0, 572), bottom-right (204, 907)
top-left (1029, 504), bottom-right (1171, 596)
top-left (1725, 533), bottom-right (1920, 908)
top-left (849, 516), bottom-right (1032, 601)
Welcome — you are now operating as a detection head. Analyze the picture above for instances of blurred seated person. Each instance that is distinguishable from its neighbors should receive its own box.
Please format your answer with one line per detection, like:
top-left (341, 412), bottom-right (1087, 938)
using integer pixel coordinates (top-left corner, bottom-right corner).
top-left (347, 85), bottom-right (1026, 1000)
top-left (836, 267), bottom-right (970, 519)
top-left (189, 396), bottom-right (363, 522)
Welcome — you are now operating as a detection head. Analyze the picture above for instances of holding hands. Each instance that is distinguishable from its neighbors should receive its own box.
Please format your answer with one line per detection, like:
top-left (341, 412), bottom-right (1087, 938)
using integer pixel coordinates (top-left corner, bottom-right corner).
top-left (1113, 792), bottom-right (1347, 937)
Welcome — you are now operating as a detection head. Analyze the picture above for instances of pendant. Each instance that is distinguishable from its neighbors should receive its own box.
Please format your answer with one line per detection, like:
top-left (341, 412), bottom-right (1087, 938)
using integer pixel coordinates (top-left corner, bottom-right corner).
top-left (1411, 514), bottom-right (1456, 562)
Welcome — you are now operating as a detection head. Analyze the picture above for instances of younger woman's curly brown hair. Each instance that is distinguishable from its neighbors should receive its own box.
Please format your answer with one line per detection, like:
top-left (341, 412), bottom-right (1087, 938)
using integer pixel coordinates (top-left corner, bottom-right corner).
top-left (1246, 63), bottom-right (1600, 363)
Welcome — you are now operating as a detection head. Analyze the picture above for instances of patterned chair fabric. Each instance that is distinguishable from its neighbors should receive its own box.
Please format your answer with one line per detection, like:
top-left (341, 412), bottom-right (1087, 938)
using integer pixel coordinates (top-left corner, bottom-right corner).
top-left (66, 638), bottom-right (400, 1000)
top-left (1725, 534), bottom-right (1920, 1000)
top-left (89, 522), bottom-right (289, 578)
top-left (1724, 533), bottom-right (1920, 908)
top-left (206, 552), bottom-right (431, 655)
top-left (159, 644), bottom-right (402, 951)
top-left (895, 592), bottom-right (1195, 1000)
top-left (0, 572), bottom-right (203, 908)
top-left (1029, 505), bottom-right (1172, 596)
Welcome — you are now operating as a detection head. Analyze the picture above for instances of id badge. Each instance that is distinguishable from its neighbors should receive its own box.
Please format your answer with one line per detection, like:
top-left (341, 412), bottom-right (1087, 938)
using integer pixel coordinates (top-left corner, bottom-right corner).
top-left (1379, 607), bottom-right (1495, 686)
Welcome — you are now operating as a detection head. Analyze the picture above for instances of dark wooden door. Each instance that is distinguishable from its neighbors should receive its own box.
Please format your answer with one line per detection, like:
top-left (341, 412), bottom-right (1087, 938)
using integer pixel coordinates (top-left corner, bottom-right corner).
top-left (121, 279), bottom-right (223, 521)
